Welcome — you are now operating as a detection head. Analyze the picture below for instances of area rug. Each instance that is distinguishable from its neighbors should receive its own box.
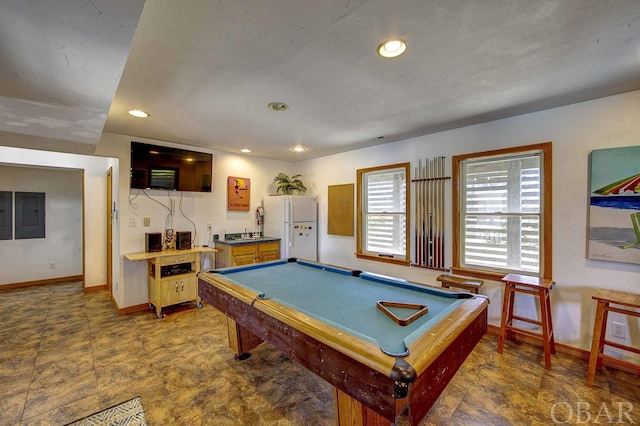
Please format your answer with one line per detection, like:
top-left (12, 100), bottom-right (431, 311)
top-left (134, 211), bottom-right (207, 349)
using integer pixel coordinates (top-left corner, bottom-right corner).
top-left (66, 396), bottom-right (147, 426)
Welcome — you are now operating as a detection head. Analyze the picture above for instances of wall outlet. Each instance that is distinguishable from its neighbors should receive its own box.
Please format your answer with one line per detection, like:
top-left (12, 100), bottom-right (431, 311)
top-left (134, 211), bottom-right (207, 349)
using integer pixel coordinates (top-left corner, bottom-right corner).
top-left (49, 261), bottom-right (55, 269)
top-left (129, 217), bottom-right (137, 227)
top-left (143, 217), bottom-right (151, 227)
top-left (611, 321), bottom-right (626, 338)
top-left (207, 222), bottom-right (213, 231)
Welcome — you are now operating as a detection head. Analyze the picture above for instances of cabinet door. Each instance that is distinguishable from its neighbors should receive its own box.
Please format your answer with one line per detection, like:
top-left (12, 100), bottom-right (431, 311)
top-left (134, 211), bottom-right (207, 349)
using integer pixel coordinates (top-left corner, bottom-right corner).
top-left (160, 279), bottom-right (182, 307)
top-left (233, 254), bottom-right (256, 266)
top-left (257, 241), bottom-right (280, 263)
top-left (258, 241), bottom-right (280, 253)
top-left (259, 251), bottom-right (280, 263)
top-left (180, 275), bottom-right (198, 301)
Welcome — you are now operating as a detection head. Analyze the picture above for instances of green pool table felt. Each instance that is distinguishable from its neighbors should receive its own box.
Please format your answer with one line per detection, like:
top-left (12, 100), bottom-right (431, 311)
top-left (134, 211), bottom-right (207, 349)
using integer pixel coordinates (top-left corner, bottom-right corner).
top-left (214, 260), bottom-right (473, 355)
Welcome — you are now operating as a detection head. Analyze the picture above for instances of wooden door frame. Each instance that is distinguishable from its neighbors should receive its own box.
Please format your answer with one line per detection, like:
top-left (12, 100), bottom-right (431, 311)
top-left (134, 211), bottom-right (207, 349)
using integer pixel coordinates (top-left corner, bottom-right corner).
top-left (106, 167), bottom-right (113, 293)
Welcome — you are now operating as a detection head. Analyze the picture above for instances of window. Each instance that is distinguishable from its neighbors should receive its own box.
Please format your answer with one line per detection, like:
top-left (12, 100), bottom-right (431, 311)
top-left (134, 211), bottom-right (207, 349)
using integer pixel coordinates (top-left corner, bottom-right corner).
top-left (453, 143), bottom-right (552, 280)
top-left (357, 163), bottom-right (410, 265)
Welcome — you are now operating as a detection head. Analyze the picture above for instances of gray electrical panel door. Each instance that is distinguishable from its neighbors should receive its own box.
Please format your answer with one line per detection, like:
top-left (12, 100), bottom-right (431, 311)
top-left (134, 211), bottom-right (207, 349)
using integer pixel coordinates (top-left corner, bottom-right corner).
top-left (15, 192), bottom-right (45, 239)
top-left (0, 191), bottom-right (11, 240)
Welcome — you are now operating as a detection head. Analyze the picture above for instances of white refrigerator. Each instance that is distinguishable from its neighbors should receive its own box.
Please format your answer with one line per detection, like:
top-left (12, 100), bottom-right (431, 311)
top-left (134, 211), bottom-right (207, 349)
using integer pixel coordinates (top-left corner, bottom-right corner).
top-left (263, 195), bottom-right (318, 261)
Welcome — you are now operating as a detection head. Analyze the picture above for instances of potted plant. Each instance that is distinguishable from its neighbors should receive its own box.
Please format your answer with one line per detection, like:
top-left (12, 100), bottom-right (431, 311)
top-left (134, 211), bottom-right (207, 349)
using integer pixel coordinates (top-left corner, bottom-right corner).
top-left (273, 173), bottom-right (307, 195)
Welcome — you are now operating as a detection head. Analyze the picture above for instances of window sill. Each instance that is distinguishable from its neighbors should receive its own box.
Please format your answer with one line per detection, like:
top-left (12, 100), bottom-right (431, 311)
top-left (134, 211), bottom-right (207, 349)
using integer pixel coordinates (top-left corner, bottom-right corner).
top-left (356, 253), bottom-right (410, 267)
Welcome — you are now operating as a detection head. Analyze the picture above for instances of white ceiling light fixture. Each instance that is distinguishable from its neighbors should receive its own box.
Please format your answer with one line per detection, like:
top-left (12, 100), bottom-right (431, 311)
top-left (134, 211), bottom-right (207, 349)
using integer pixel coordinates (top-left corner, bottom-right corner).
top-left (292, 146), bottom-right (306, 152)
top-left (240, 148), bottom-right (251, 153)
top-left (128, 109), bottom-right (149, 118)
top-left (268, 102), bottom-right (288, 111)
top-left (377, 39), bottom-right (407, 58)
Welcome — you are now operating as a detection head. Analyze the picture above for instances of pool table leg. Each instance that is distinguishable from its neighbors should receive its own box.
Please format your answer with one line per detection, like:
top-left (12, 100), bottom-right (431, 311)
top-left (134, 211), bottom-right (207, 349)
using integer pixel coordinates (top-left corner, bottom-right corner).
top-left (334, 388), bottom-right (391, 425)
top-left (226, 317), bottom-right (263, 360)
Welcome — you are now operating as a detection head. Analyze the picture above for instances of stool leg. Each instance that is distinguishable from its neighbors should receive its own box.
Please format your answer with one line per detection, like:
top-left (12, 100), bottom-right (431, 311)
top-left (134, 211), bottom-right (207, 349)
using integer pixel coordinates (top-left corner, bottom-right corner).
top-left (587, 300), bottom-right (606, 387)
top-left (544, 289), bottom-right (555, 354)
top-left (539, 288), bottom-right (552, 369)
top-left (506, 286), bottom-right (516, 341)
top-left (595, 305), bottom-right (609, 372)
top-left (498, 283), bottom-right (512, 353)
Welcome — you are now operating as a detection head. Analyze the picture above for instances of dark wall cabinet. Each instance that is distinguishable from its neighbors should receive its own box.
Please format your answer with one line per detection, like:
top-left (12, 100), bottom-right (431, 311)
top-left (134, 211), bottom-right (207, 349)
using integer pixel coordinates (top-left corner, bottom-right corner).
top-left (0, 191), bottom-right (11, 240)
top-left (15, 192), bottom-right (45, 239)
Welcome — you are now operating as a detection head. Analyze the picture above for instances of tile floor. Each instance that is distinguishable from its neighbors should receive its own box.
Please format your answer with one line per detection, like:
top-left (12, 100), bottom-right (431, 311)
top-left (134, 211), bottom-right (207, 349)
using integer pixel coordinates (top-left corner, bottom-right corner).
top-left (0, 282), bottom-right (638, 425)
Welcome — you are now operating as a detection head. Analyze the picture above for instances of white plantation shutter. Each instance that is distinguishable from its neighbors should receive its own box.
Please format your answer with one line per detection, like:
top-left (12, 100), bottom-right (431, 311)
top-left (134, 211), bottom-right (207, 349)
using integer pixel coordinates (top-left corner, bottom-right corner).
top-left (461, 153), bottom-right (541, 274)
top-left (363, 168), bottom-right (406, 256)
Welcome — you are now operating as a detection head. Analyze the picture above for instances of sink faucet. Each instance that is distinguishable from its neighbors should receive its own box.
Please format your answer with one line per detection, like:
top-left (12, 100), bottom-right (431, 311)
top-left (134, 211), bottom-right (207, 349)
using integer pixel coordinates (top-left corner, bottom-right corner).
top-left (244, 227), bottom-right (250, 239)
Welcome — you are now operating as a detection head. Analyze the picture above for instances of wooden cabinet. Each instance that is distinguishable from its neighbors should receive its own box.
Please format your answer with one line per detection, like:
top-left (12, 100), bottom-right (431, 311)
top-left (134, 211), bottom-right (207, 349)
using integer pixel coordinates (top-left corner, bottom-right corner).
top-left (124, 247), bottom-right (217, 319)
top-left (148, 252), bottom-right (197, 318)
top-left (215, 240), bottom-right (280, 269)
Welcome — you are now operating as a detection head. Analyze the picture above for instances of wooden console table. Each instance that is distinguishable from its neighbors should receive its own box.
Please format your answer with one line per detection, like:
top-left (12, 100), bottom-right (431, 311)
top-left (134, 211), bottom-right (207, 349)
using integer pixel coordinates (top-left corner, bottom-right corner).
top-left (125, 247), bottom-right (217, 318)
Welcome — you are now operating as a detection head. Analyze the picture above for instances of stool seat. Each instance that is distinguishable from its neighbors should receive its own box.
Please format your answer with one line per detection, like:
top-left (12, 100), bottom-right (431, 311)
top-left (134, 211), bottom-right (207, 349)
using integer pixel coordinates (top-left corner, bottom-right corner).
top-left (586, 289), bottom-right (640, 387)
top-left (498, 273), bottom-right (555, 369)
top-left (436, 274), bottom-right (483, 294)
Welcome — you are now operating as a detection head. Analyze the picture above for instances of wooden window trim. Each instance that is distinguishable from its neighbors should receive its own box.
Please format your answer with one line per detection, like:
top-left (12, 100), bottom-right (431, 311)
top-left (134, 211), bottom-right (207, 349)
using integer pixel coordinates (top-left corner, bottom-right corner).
top-left (452, 142), bottom-right (552, 280)
top-left (356, 162), bottom-right (411, 264)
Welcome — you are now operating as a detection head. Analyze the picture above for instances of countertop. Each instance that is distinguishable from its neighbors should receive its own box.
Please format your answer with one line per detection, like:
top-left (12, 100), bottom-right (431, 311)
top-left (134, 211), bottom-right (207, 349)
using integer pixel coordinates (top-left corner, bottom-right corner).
top-left (215, 236), bottom-right (281, 246)
top-left (124, 246), bottom-right (218, 262)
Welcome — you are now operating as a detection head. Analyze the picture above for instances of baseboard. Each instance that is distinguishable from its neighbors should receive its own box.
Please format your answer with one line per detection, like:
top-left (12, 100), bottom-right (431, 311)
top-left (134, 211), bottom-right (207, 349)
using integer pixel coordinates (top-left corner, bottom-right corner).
top-left (118, 302), bottom-right (149, 315)
top-left (487, 324), bottom-right (640, 375)
top-left (110, 293), bottom-right (148, 315)
top-left (84, 284), bottom-right (107, 292)
top-left (0, 275), bottom-right (84, 291)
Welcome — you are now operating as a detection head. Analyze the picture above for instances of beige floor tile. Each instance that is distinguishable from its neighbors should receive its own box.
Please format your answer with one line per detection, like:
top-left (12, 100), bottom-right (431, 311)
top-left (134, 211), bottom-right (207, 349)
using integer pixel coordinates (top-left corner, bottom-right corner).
top-left (1, 282), bottom-right (639, 426)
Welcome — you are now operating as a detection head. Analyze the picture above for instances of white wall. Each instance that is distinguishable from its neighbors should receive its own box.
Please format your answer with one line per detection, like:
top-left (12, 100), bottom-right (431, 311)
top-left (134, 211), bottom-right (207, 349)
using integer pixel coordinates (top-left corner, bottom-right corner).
top-left (0, 166), bottom-right (82, 284)
top-left (0, 146), bottom-right (112, 288)
top-left (301, 90), bottom-right (640, 358)
top-left (95, 133), bottom-right (294, 309)
top-left (2, 90), bottom-right (638, 361)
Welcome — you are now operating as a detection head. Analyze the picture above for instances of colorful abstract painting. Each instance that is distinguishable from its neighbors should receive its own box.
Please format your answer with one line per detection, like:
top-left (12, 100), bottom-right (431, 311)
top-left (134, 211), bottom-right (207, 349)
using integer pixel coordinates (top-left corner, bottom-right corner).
top-left (588, 146), bottom-right (640, 264)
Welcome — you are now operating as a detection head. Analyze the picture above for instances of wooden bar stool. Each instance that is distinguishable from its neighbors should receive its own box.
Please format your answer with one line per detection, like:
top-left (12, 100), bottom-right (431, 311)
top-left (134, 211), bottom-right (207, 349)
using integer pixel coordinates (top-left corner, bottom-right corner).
top-left (436, 274), bottom-right (483, 294)
top-left (498, 273), bottom-right (555, 369)
top-left (586, 289), bottom-right (640, 387)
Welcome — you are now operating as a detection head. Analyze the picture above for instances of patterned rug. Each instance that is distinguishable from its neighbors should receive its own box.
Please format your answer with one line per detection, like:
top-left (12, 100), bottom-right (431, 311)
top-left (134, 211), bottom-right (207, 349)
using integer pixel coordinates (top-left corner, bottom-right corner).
top-left (66, 396), bottom-right (147, 426)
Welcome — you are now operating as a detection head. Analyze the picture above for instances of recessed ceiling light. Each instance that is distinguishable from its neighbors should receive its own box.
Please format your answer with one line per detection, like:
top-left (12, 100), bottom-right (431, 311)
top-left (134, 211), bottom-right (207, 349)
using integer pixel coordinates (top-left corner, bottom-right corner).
top-left (268, 102), bottom-right (289, 111)
top-left (240, 148), bottom-right (251, 153)
top-left (128, 109), bottom-right (149, 118)
top-left (292, 146), bottom-right (306, 152)
top-left (377, 39), bottom-right (407, 58)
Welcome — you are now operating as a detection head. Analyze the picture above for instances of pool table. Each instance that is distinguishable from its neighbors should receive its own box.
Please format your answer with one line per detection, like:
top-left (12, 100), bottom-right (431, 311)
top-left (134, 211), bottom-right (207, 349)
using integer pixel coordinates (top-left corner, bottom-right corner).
top-left (198, 259), bottom-right (488, 425)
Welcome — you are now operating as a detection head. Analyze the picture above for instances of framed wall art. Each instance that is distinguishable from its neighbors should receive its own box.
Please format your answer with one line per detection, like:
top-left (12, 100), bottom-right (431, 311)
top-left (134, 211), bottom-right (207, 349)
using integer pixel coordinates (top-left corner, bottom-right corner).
top-left (588, 145), bottom-right (640, 264)
top-left (227, 176), bottom-right (250, 211)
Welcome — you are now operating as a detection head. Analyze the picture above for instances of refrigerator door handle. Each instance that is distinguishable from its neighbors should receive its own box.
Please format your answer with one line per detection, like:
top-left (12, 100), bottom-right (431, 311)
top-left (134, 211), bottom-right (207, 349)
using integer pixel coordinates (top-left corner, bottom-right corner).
top-left (288, 222), bottom-right (293, 248)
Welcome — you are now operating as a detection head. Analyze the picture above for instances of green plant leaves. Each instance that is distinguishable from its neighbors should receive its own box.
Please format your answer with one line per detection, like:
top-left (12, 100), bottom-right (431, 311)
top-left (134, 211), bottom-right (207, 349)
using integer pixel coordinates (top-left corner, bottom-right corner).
top-left (273, 173), bottom-right (307, 195)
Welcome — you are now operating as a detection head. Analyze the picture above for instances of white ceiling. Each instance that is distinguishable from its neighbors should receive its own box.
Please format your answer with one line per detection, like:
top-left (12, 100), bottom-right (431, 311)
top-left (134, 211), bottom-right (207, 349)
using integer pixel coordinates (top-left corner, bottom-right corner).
top-left (2, 1), bottom-right (640, 162)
